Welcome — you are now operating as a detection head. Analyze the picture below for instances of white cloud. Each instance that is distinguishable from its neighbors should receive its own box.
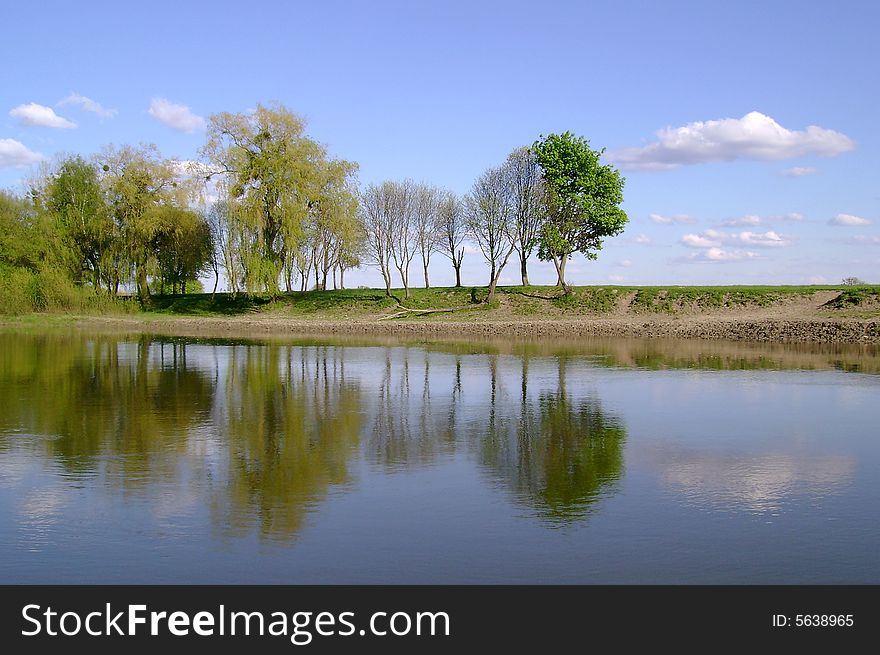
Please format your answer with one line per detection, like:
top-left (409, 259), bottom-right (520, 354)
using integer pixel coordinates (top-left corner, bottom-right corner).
top-left (650, 213), bottom-right (695, 225)
top-left (148, 98), bottom-right (205, 133)
top-left (0, 138), bottom-right (45, 167)
top-left (681, 233), bottom-right (721, 248)
top-left (720, 212), bottom-right (802, 227)
top-left (608, 111), bottom-right (855, 171)
top-left (608, 274), bottom-right (625, 282)
top-left (171, 159), bottom-right (215, 177)
top-left (633, 234), bottom-right (652, 245)
top-left (686, 248), bottom-right (761, 263)
top-left (681, 228), bottom-right (791, 250)
top-left (783, 166), bottom-right (817, 177)
top-left (808, 275), bottom-right (829, 284)
top-left (736, 230), bottom-right (790, 247)
top-left (9, 102), bottom-right (77, 129)
top-left (829, 213), bottom-right (871, 227)
top-left (703, 248), bottom-right (760, 262)
top-left (58, 92), bottom-right (117, 119)
top-left (616, 259), bottom-right (632, 268)
top-left (720, 214), bottom-right (763, 227)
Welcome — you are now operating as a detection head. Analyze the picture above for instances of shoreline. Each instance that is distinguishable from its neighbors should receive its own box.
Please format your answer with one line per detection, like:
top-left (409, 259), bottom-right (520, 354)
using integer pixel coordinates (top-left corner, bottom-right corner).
top-left (8, 313), bottom-right (878, 344)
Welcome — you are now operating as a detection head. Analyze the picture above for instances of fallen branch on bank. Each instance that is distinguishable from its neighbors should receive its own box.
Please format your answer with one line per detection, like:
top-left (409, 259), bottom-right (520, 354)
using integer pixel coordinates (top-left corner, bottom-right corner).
top-left (379, 304), bottom-right (480, 320)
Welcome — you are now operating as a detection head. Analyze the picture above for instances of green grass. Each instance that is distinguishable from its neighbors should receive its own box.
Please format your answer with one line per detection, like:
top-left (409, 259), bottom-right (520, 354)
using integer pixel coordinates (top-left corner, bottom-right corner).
top-left (823, 287), bottom-right (880, 308)
top-left (5, 284), bottom-right (878, 321)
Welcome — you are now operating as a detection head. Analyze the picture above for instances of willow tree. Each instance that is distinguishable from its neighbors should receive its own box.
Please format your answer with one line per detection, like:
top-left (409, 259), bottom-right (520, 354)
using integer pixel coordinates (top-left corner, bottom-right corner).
top-left (152, 207), bottom-right (214, 294)
top-left (99, 144), bottom-right (191, 302)
top-left (202, 104), bottom-right (324, 294)
top-left (308, 158), bottom-right (361, 290)
top-left (43, 156), bottom-right (113, 291)
top-left (533, 132), bottom-right (627, 290)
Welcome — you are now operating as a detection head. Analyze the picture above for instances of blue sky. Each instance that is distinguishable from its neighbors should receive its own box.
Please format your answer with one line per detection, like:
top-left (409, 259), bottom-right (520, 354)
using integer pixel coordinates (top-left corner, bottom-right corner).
top-left (1, 0), bottom-right (877, 286)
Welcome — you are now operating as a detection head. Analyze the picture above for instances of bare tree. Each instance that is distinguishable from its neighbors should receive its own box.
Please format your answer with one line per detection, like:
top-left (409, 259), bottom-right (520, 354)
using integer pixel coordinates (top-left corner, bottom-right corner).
top-left (504, 147), bottom-right (545, 286)
top-left (388, 180), bottom-right (417, 299)
top-left (360, 182), bottom-right (396, 296)
top-left (414, 183), bottom-right (442, 288)
top-left (438, 191), bottom-right (466, 287)
top-left (465, 166), bottom-right (516, 302)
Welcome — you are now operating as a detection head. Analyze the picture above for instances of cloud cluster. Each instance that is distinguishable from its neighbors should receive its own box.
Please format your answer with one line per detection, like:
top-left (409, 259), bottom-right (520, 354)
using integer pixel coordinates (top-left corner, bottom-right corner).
top-left (680, 228), bottom-right (792, 249)
top-left (719, 212), bottom-right (802, 227)
top-left (650, 213), bottom-right (695, 225)
top-left (58, 93), bottom-right (117, 119)
top-left (148, 98), bottom-right (205, 133)
top-left (686, 248), bottom-right (761, 263)
top-left (9, 102), bottom-right (76, 129)
top-left (608, 111), bottom-right (855, 171)
top-left (679, 227), bottom-right (793, 263)
top-left (829, 213), bottom-right (871, 226)
top-left (0, 138), bottom-right (44, 167)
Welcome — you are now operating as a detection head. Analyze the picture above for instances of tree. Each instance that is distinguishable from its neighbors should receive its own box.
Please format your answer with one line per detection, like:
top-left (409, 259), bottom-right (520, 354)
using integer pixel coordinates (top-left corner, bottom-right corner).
top-left (100, 144), bottom-right (192, 302)
top-left (44, 156), bottom-right (113, 291)
top-left (202, 104), bottom-right (325, 294)
top-left (152, 207), bottom-right (214, 294)
top-left (437, 191), bottom-right (466, 287)
top-left (360, 182), bottom-right (396, 296)
top-left (504, 147), bottom-right (545, 286)
top-left (307, 159), bottom-right (361, 291)
top-left (532, 132), bottom-right (627, 290)
top-left (413, 183), bottom-right (442, 288)
top-left (465, 166), bottom-right (516, 302)
top-left (388, 180), bottom-right (417, 299)
top-left (842, 277), bottom-right (865, 286)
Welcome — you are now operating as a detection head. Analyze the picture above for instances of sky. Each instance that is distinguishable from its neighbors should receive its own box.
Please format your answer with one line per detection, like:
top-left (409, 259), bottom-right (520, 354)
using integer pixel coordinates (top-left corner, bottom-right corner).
top-left (1, 0), bottom-right (878, 287)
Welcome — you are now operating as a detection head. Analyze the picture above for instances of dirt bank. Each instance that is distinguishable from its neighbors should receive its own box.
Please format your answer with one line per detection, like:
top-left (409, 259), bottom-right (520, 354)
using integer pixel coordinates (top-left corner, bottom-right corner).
top-left (42, 314), bottom-right (878, 344)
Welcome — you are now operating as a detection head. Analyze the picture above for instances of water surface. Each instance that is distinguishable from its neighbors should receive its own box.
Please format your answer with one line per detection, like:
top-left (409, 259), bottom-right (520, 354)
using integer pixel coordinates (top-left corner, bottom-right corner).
top-left (0, 330), bottom-right (877, 583)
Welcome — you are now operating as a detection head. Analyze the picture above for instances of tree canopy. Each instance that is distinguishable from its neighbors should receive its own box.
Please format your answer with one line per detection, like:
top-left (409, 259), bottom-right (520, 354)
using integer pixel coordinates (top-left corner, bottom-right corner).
top-left (533, 132), bottom-right (628, 289)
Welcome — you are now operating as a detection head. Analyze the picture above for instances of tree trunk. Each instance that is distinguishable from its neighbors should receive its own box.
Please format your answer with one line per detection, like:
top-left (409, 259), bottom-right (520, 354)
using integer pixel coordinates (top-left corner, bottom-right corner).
top-left (423, 261), bottom-right (430, 288)
top-left (520, 254), bottom-right (530, 286)
top-left (136, 266), bottom-right (150, 304)
top-left (454, 264), bottom-right (462, 288)
top-left (553, 255), bottom-right (570, 292)
top-left (340, 268), bottom-right (345, 289)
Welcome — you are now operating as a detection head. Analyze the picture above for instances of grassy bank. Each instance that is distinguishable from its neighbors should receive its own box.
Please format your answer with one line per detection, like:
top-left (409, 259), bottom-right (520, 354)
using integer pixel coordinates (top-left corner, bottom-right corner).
top-left (135, 284), bottom-right (879, 319)
top-left (3, 284), bottom-right (880, 321)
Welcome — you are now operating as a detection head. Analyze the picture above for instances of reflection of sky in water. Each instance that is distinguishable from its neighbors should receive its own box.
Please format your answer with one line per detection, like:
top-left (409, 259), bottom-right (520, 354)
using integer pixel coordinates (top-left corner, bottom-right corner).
top-left (652, 450), bottom-right (855, 514)
top-left (0, 333), bottom-right (878, 583)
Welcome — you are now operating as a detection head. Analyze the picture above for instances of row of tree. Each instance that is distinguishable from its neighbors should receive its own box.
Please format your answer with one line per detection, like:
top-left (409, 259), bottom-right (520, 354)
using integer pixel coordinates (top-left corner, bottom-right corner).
top-left (2, 103), bottom-right (628, 307)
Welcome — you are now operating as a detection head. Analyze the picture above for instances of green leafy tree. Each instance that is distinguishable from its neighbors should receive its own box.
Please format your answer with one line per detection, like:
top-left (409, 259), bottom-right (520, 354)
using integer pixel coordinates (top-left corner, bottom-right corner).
top-left (44, 156), bottom-right (113, 291)
top-left (533, 132), bottom-right (627, 290)
top-left (100, 144), bottom-right (192, 302)
top-left (152, 207), bottom-right (214, 294)
top-left (202, 104), bottom-right (327, 295)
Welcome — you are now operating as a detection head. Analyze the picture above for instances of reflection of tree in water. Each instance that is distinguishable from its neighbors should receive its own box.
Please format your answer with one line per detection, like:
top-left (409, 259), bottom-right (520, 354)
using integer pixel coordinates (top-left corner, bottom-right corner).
top-left (0, 333), bottom-right (214, 486)
top-left (367, 349), bottom-right (457, 471)
top-left (217, 344), bottom-right (363, 540)
top-left (478, 355), bottom-right (626, 524)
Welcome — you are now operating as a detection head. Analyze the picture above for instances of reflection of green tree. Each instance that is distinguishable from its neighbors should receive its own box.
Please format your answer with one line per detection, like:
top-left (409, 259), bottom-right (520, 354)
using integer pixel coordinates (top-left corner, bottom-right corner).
top-left (0, 332), bottom-right (214, 486)
top-left (479, 356), bottom-right (626, 524)
top-left (218, 344), bottom-right (363, 540)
